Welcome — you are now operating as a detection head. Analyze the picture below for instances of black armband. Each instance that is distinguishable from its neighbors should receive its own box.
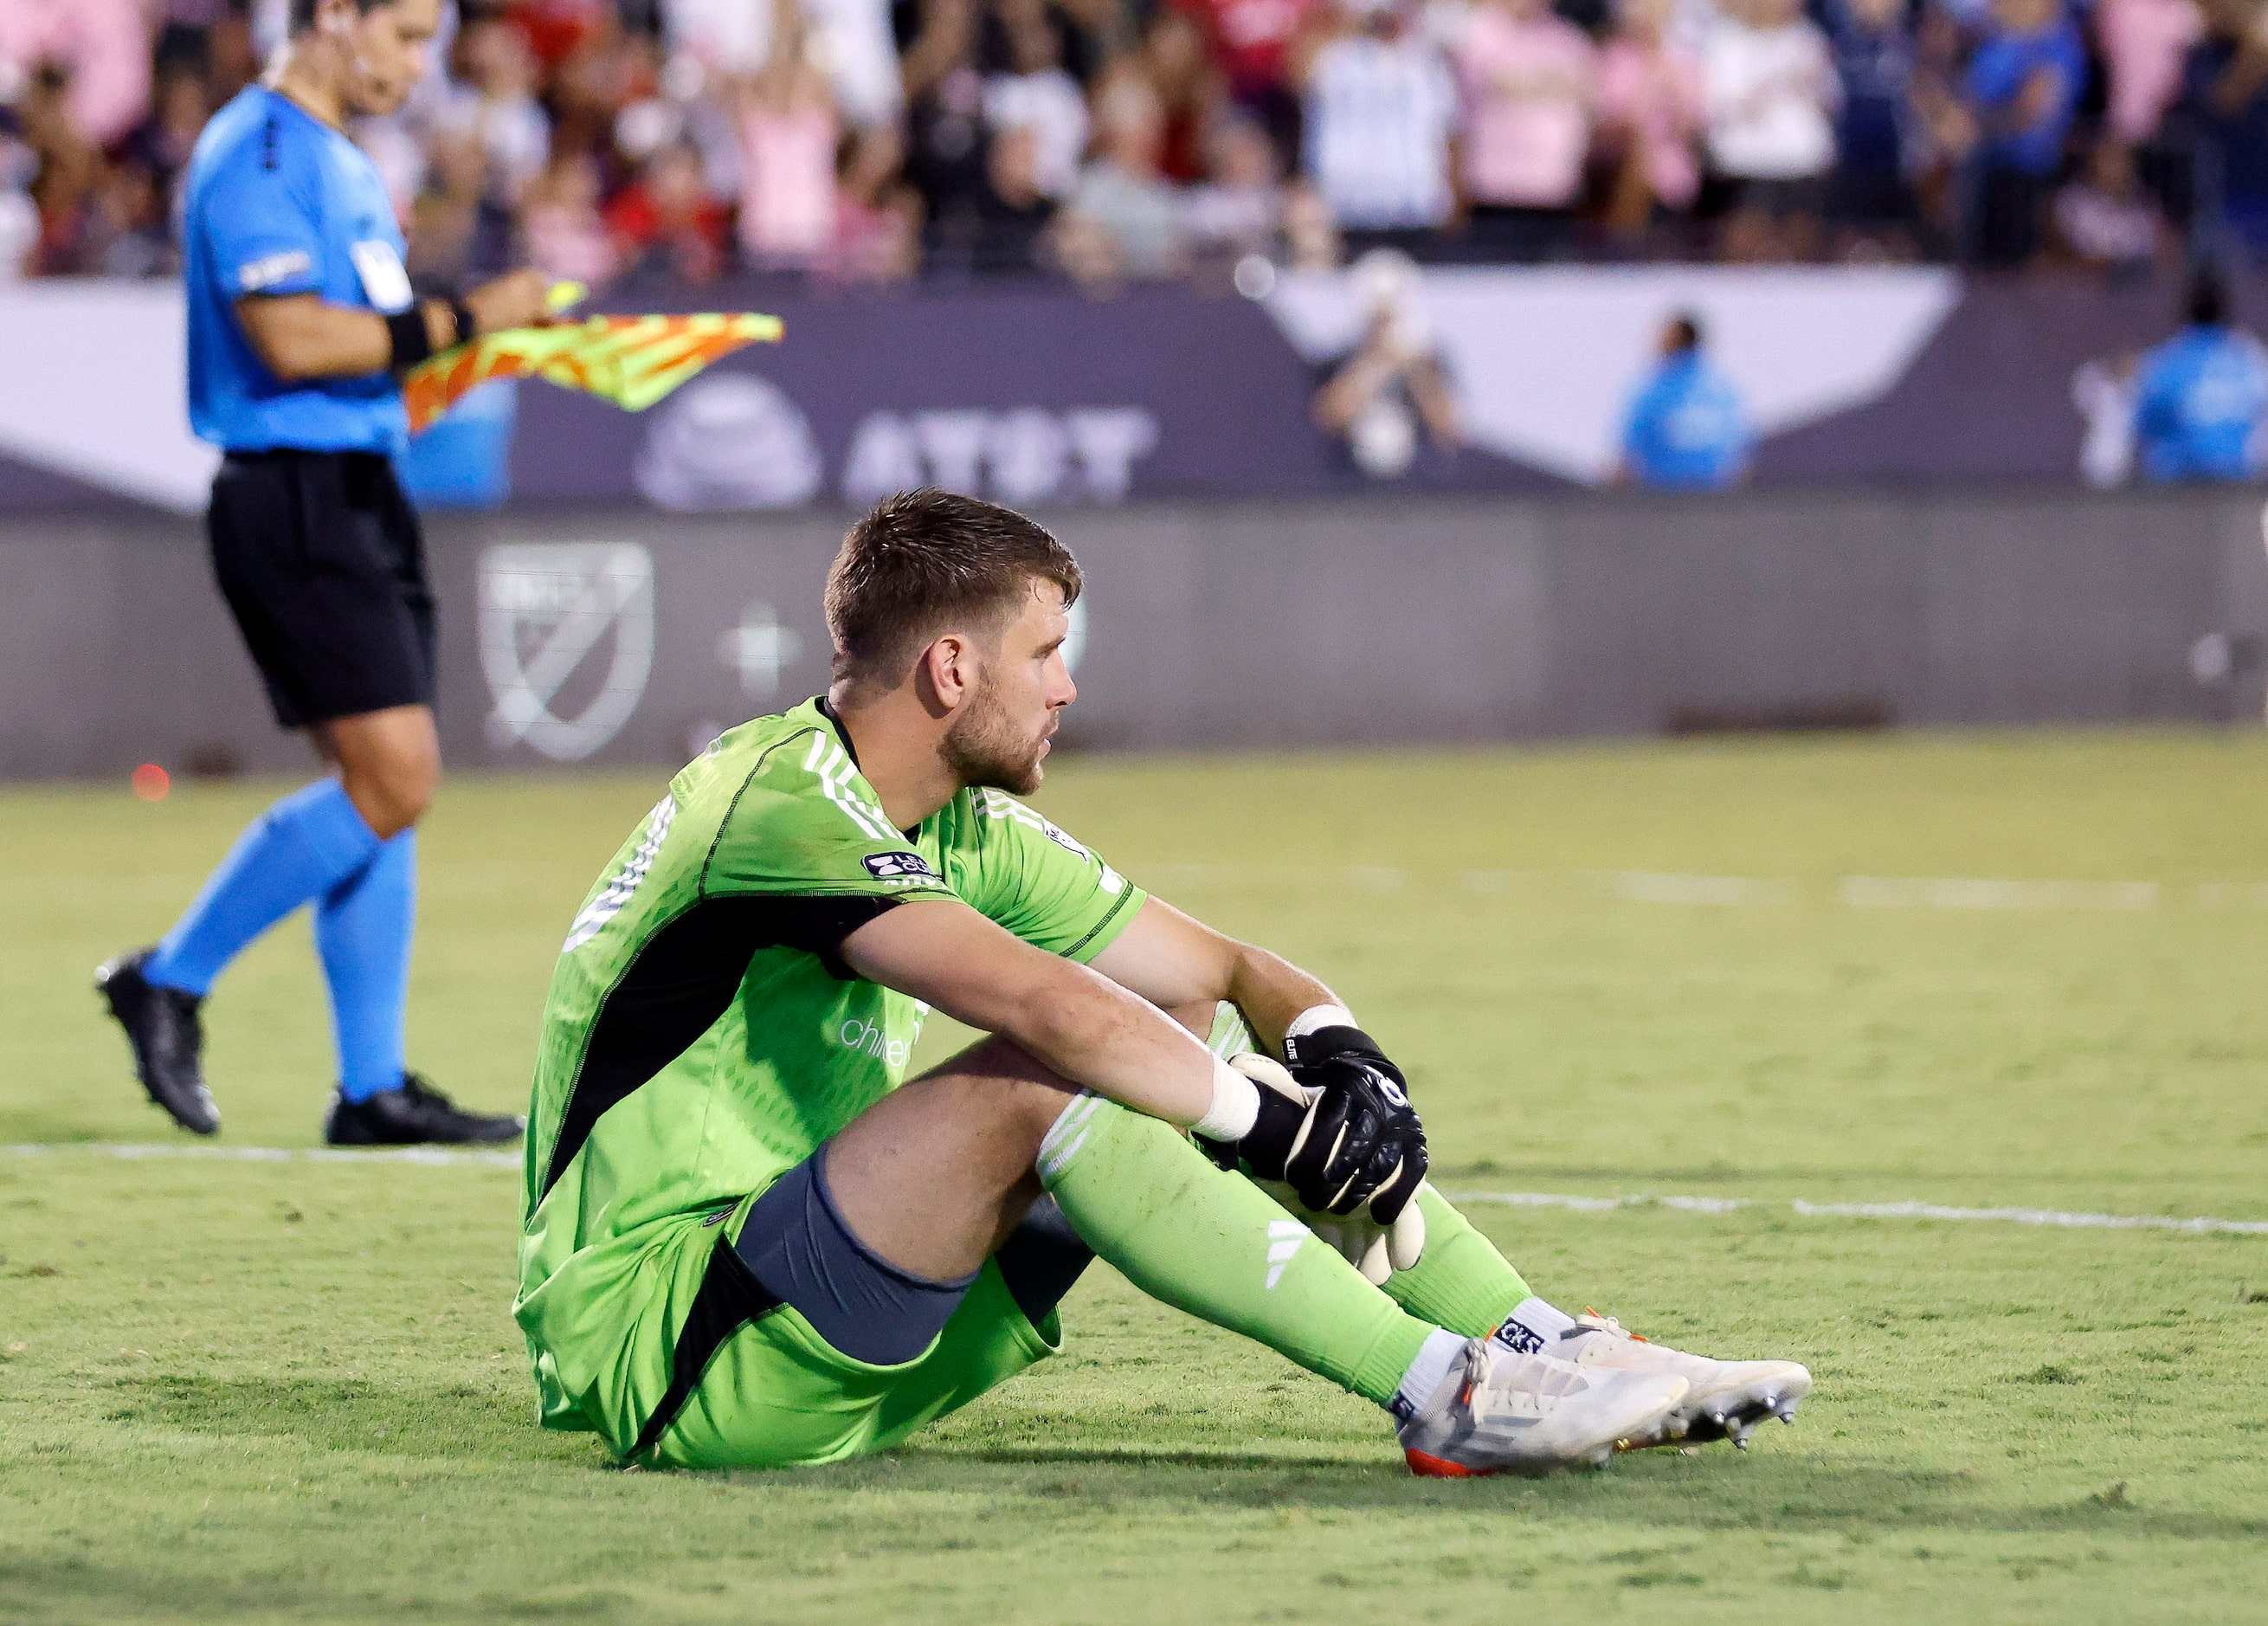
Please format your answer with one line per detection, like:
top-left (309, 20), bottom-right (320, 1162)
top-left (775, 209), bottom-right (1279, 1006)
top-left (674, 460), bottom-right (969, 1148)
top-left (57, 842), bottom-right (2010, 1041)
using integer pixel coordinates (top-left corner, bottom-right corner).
top-left (445, 295), bottom-right (478, 350)
top-left (385, 305), bottom-right (435, 371)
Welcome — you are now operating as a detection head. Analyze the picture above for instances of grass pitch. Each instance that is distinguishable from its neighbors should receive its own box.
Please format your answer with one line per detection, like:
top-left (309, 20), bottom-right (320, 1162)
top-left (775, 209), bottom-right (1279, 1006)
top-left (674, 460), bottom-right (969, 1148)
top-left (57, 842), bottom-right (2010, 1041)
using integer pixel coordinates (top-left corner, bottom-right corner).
top-left (4, 728), bottom-right (2267, 1623)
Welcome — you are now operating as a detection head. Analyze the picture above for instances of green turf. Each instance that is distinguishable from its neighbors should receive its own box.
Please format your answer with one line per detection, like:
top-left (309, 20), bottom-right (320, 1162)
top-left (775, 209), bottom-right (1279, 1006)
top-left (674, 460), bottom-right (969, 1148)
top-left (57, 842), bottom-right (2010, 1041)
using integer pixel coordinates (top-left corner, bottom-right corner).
top-left (4, 728), bottom-right (2267, 1623)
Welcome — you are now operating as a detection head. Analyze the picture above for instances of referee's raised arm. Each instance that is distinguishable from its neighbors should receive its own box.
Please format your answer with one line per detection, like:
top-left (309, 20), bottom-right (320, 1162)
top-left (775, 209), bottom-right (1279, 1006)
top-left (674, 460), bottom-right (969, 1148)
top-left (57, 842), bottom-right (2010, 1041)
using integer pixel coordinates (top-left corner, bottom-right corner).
top-left (93, 0), bottom-right (538, 1152)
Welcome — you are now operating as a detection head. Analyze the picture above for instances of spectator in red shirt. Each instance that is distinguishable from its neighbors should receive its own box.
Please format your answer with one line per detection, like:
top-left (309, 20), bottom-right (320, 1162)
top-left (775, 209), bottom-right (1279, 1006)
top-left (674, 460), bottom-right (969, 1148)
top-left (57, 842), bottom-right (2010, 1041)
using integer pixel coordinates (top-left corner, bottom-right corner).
top-left (1143, 10), bottom-right (1225, 184)
top-left (508, 0), bottom-right (609, 75)
top-left (604, 139), bottom-right (731, 283)
top-left (1176, 0), bottom-right (1322, 165)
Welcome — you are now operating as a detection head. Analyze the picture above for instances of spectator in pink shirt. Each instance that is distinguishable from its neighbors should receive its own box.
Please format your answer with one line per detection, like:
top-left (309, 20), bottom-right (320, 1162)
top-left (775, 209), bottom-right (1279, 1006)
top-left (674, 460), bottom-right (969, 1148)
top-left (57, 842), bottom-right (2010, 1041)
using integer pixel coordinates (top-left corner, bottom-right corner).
top-left (0, 0), bottom-right (151, 148)
top-left (822, 126), bottom-right (922, 283)
top-left (1454, 0), bottom-right (1600, 259)
top-left (733, 0), bottom-right (840, 268)
top-left (2094, 0), bottom-right (2203, 145)
top-left (1595, 0), bottom-right (1706, 250)
top-left (523, 152), bottom-right (621, 286)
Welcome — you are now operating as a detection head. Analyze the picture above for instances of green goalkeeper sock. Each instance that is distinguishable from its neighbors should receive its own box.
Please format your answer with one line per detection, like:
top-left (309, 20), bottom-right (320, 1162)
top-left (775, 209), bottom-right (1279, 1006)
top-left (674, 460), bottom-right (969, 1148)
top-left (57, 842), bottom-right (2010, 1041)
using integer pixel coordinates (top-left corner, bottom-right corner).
top-left (1038, 1094), bottom-right (1435, 1408)
top-left (1380, 1184), bottom-right (1534, 1338)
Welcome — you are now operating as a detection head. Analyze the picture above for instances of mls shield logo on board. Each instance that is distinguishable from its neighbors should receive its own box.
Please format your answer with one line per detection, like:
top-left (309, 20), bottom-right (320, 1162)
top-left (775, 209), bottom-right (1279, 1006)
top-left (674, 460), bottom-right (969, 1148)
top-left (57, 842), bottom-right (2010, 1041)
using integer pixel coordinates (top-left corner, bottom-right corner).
top-left (478, 542), bottom-right (655, 762)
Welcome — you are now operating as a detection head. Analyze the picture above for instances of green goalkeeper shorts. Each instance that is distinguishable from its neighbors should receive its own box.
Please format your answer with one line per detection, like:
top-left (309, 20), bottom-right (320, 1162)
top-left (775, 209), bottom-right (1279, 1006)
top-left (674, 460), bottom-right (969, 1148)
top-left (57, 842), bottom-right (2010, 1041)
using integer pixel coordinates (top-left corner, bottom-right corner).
top-left (532, 1196), bottom-right (1062, 1472)
top-left (653, 1255), bottom-right (1059, 1470)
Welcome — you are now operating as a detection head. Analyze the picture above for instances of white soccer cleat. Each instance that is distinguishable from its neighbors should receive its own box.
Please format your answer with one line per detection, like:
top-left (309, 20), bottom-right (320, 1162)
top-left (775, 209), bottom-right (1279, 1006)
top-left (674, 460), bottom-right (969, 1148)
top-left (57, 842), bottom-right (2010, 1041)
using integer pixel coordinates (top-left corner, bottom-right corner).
top-left (1395, 1338), bottom-right (1688, 1478)
top-left (1531, 1311), bottom-right (1814, 1450)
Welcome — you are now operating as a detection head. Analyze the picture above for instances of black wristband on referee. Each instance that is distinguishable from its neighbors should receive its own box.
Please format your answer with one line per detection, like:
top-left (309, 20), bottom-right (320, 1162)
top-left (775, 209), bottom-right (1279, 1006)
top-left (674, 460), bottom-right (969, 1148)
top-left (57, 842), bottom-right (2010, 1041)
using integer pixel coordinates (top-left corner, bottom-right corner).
top-left (445, 296), bottom-right (478, 349)
top-left (385, 305), bottom-right (435, 371)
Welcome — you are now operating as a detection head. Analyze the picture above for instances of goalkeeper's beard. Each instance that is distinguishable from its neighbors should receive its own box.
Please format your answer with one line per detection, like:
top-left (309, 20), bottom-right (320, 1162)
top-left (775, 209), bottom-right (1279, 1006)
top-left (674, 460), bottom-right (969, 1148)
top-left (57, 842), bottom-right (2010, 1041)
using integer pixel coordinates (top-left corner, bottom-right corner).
top-left (938, 678), bottom-right (1050, 796)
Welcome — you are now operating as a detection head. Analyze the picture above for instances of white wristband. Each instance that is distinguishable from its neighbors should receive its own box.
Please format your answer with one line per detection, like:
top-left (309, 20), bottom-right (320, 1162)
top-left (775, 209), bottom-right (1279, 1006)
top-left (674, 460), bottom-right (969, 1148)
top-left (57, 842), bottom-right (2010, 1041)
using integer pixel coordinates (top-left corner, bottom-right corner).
top-left (1283, 1004), bottom-right (1357, 1049)
top-left (1189, 1055), bottom-right (1261, 1142)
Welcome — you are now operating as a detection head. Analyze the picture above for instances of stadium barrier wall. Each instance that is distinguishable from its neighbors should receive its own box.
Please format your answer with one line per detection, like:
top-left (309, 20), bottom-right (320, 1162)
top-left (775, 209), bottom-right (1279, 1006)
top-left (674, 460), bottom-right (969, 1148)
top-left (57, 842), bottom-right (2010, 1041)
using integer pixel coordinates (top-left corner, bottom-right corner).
top-left (5, 488), bottom-right (2265, 780)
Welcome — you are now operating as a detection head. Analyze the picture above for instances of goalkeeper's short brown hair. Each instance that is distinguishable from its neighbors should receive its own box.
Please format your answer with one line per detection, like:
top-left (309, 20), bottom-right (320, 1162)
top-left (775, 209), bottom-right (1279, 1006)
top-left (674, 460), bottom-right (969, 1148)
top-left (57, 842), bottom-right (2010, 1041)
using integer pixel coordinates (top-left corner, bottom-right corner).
top-left (824, 489), bottom-right (1083, 696)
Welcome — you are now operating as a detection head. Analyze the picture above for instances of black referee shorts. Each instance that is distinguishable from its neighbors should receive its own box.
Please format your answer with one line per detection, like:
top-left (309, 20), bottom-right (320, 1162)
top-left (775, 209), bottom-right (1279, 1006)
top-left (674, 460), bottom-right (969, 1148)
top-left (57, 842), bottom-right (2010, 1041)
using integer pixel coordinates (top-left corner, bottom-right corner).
top-left (207, 449), bottom-right (437, 731)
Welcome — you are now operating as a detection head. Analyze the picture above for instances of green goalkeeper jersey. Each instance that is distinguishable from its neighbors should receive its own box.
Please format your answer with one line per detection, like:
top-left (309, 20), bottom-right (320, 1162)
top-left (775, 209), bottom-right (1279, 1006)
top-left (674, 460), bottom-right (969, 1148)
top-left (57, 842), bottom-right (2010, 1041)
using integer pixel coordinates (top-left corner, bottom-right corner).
top-left (515, 697), bottom-right (1145, 1427)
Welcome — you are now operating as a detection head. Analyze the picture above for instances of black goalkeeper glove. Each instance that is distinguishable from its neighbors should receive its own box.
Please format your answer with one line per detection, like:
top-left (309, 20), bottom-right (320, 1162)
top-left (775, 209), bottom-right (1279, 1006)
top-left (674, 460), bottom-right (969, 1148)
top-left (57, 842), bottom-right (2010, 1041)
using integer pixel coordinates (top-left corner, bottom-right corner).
top-left (1198, 1030), bottom-right (1427, 1223)
top-left (1280, 1025), bottom-right (1426, 1223)
top-left (1283, 1023), bottom-right (1410, 1097)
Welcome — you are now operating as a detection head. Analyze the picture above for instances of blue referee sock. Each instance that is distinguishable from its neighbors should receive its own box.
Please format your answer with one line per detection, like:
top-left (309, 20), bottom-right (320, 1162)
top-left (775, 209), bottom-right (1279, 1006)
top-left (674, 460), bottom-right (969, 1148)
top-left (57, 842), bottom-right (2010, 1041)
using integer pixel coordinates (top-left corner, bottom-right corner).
top-left (145, 780), bottom-right (383, 997)
top-left (315, 829), bottom-right (416, 1103)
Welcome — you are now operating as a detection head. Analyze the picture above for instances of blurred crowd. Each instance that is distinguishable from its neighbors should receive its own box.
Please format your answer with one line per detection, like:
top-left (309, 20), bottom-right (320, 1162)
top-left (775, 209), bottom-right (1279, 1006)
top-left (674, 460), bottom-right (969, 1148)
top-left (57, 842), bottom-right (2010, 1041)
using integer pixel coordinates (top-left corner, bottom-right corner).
top-left (3, 0), bottom-right (2265, 288)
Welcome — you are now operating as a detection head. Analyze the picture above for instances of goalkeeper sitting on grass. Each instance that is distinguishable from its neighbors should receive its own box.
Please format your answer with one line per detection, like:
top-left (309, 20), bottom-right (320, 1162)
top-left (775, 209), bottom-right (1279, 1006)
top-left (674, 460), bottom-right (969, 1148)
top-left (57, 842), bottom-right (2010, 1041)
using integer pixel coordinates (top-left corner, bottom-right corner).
top-left (517, 490), bottom-right (1812, 1475)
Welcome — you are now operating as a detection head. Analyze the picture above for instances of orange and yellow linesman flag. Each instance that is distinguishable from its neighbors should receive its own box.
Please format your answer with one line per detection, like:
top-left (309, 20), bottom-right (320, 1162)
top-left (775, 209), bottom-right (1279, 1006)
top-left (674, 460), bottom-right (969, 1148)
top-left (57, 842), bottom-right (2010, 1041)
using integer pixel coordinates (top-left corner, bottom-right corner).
top-left (402, 310), bottom-right (783, 436)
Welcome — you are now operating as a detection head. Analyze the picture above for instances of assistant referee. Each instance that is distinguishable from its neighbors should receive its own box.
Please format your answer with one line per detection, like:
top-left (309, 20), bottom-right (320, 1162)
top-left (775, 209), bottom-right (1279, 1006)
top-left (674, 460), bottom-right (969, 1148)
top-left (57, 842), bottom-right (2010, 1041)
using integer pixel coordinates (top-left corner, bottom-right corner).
top-left (97, 0), bottom-right (545, 1145)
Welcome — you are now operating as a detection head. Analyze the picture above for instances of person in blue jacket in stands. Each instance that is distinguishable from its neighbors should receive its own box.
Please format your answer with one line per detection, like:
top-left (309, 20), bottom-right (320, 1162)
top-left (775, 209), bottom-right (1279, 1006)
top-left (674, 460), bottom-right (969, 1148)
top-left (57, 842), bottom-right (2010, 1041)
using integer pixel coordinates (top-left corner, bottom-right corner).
top-left (1618, 312), bottom-right (1752, 491)
top-left (2134, 271), bottom-right (2268, 484)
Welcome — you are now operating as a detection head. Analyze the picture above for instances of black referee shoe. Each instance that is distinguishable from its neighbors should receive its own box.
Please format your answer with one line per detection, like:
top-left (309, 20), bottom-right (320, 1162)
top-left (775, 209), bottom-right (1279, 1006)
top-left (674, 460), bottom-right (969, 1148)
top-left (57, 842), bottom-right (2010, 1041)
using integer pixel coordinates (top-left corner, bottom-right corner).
top-left (324, 1073), bottom-right (524, 1146)
top-left (95, 950), bottom-right (220, 1136)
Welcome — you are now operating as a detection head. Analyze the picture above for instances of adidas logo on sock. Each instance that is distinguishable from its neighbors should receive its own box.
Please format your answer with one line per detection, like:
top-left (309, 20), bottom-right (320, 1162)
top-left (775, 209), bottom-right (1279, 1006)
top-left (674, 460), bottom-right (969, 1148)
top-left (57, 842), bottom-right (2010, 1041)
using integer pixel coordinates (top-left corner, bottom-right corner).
top-left (1264, 1220), bottom-right (1307, 1289)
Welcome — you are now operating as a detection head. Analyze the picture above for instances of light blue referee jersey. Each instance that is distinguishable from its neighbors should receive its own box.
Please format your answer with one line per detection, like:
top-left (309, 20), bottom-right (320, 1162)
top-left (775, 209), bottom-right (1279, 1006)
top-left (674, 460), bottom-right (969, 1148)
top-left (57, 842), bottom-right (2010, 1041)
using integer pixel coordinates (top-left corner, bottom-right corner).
top-left (182, 85), bottom-right (412, 454)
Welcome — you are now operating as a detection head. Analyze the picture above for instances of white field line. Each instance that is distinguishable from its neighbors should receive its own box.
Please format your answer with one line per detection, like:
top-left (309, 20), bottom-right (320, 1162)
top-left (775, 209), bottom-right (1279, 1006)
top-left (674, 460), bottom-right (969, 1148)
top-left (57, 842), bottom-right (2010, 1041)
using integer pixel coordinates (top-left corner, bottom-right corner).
top-left (1445, 1189), bottom-right (2268, 1237)
top-left (1612, 871), bottom-right (1797, 907)
top-left (1838, 876), bottom-right (2159, 911)
top-left (7, 1145), bottom-right (2260, 1236)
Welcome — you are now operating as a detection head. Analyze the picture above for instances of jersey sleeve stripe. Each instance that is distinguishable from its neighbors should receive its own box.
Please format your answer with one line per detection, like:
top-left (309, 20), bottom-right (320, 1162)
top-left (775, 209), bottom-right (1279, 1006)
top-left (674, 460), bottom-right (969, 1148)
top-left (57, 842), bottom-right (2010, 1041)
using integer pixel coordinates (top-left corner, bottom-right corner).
top-left (980, 789), bottom-right (1047, 831)
top-left (831, 752), bottom-right (899, 843)
top-left (815, 743), bottom-right (899, 843)
top-left (799, 727), bottom-right (893, 842)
